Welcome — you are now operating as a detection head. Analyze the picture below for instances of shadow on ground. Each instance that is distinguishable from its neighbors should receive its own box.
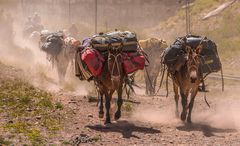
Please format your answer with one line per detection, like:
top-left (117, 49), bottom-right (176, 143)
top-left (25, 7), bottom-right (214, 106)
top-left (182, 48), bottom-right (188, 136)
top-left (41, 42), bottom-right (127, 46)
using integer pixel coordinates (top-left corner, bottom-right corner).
top-left (86, 120), bottom-right (161, 139)
top-left (177, 123), bottom-right (237, 137)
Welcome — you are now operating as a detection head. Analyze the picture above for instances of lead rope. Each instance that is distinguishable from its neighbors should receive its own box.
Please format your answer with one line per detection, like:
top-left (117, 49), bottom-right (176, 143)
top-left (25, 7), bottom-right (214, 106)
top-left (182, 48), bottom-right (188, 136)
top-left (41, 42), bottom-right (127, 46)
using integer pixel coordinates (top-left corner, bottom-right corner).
top-left (199, 57), bottom-right (210, 108)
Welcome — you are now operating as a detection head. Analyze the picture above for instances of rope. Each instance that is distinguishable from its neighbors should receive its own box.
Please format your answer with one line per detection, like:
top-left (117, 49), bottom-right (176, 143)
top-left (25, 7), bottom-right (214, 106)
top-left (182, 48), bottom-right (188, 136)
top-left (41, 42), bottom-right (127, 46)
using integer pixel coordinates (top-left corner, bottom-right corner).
top-left (144, 67), bottom-right (155, 94)
top-left (220, 64), bottom-right (224, 91)
top-left (166, 71), bottom-right (169, 97)
top-left (155, 64), bottom-right (166, 94)
top-left (199, 57), bottom-right (210, 108)
top-left (202, 79), bottom-right (210, 108)
top-left (108, 52), bottom-right (122, 81)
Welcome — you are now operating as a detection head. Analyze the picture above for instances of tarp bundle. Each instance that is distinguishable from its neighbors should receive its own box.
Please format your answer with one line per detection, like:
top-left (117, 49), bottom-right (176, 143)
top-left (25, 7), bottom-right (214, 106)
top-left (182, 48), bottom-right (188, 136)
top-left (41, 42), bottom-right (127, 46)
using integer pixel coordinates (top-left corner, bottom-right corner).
top-left (91, 31), bottom-right (138, 52)
top-left (75, 30), bottom-right (145, 80)
top-left (162, 35), bottom-right (222, 75)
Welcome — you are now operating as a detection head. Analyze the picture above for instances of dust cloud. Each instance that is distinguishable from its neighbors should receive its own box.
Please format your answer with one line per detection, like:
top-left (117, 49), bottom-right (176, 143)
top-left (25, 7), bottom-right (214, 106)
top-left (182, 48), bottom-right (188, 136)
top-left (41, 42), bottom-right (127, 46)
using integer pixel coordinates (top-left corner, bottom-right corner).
top-left (131, 102), bottom-right (180, 125)
top-left (132, 90), bottom-right (240, 131)
top-left (194, 97), bottom-right (240, 130)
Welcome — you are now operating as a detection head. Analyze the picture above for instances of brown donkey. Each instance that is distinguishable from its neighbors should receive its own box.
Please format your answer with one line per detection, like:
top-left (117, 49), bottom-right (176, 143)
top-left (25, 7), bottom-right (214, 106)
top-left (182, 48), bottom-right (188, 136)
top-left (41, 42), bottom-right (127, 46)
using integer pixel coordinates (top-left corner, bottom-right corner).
top-left (95, 44), bottom-right (125, 125)
top-left (170, 44), bottom-right (203, 123)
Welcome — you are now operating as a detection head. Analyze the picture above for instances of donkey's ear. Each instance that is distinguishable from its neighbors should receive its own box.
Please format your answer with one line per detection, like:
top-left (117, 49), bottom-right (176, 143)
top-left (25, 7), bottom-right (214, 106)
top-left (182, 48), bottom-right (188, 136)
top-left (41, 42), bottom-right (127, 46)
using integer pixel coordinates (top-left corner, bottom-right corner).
top-left (196, 44), bottom-right (203, 54)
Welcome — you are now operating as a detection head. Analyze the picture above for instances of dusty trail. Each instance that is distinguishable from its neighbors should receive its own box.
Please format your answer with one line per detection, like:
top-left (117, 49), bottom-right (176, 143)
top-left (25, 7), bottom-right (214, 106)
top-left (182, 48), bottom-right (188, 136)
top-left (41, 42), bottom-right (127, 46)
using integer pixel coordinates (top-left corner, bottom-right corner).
top-left (49, 80), bottom-right (240, 146)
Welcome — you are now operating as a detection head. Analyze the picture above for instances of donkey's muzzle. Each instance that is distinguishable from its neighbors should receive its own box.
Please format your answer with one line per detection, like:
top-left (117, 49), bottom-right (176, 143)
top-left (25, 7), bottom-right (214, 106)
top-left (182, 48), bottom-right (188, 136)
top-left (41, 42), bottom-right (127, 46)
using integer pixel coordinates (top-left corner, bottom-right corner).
top-left (190, 71), bottom-right (197, 83)
top-left (190, 77), bottom-right (197, 83)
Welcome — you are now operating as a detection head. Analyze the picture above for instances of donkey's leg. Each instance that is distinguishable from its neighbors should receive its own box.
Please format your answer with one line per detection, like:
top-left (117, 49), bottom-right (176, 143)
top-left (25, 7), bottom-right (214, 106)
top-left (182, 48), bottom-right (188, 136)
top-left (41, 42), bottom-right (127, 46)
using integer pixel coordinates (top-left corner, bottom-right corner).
top-left (115, 86), bottom-right (123, 120)
top-left (173, 82), bottom-right (179, 117)
top-left (144, 73), bottom-right (149, 95)
top-left (56, 59), bottom-right (68, 84)
top-left (152, 75), bottom-right (157, 95)
top-left (98, 92), bottom-right (104, 119)
top-left (187, 87), bottom-right (198, 123)
top-left (149, 76), bottom-right (154, 95)
top-left (104, 93), bottom-right (111, 124)
top-left (104, 90), bottom-right (115, 124)
top-left (180, 90), bottom-right (189, 121)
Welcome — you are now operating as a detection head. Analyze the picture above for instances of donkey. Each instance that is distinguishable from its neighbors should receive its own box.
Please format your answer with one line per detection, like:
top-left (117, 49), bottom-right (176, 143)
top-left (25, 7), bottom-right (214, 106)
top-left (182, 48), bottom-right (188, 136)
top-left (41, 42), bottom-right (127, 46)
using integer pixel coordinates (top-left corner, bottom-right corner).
top-left (139, 38), bottom-right (168, 95)
top-left (170, 43), bottom-right (203, 123)
top-left (94, 44), bottom-right (125, 125)
top-left (40, 33), bottom-right (80, 84)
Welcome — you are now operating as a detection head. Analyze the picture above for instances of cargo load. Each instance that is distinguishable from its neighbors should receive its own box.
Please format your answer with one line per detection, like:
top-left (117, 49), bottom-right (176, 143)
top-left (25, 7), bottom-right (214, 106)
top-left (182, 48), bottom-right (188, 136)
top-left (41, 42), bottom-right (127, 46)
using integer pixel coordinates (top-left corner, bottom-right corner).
top-left (91, 31), bottom-right (138, 52)
top-left (75, 30), bottom-right (147, 81)
top-left (40, 32), bottom-right (64, 56)
top-left (162, 35), bottom-right (222, 75)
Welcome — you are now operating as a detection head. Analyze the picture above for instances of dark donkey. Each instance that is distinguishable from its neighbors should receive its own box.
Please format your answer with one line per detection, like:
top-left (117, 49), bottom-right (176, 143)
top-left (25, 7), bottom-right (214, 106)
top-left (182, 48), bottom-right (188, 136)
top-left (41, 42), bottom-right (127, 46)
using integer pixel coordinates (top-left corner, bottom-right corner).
top-left (166, 40), bottom-right (204, 123)
top-left (95, 44), bottom-right (125, 125)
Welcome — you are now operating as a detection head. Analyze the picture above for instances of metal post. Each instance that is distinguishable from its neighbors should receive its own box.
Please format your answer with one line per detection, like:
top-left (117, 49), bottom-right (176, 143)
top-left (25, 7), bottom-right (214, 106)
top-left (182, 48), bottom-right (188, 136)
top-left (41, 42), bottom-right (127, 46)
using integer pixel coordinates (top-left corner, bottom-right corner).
top-left (185, 0), bottom-right (191, 35)
top-left (69, 0), bottom-right (71, 24)
top-left (95, 0), bottom-right (98, 34)
top-left (21, 0), bottom-right (24, 17)
top-left (188, 0), bottom-right (191, 34)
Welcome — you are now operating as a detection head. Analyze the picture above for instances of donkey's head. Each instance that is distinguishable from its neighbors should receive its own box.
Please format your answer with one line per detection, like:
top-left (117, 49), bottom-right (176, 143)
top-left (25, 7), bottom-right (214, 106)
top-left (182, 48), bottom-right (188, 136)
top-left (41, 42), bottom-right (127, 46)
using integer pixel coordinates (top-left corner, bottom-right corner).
top-left (107, 43), bottom-right (124, 87)
top-left (185, 44), bottom-right (203, 83)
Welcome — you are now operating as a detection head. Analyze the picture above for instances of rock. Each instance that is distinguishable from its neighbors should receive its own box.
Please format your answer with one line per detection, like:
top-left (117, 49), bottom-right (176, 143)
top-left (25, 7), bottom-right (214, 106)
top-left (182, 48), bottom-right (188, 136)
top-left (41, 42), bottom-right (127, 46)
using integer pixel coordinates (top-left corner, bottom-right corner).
top-left (26, 108), bottom-right (32, 112)
top-left (25, 117), bottom-right (31, 121)
top-left (8, 120), bottom-right (13, 123)
top-left (36, 116), bottom-right (42, 120)
top-left (88, 114), bottom-right (93, 118)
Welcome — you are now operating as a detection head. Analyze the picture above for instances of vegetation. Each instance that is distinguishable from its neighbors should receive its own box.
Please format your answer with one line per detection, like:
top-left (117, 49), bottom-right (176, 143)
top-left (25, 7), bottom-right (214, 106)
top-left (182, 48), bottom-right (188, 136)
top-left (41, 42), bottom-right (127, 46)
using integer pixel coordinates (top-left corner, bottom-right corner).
top-left (123, 101), bottom-right (133, 113)
top-left (0, 136), bottom-right (12, 145)
top-left (0, 79), bottom-right (64, 145)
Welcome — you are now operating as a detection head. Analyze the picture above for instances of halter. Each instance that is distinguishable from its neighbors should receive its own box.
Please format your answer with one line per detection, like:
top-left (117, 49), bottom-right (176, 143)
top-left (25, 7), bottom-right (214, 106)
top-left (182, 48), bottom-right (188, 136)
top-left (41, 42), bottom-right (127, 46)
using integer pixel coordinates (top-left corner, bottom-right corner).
top-left (185, 38), bottom-right (204, 76)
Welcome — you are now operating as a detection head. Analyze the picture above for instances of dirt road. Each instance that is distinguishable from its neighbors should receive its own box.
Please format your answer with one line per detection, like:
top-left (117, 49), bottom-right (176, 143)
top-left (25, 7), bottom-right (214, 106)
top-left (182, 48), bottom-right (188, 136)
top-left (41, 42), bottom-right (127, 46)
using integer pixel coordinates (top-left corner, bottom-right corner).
top-left (50, 80), bottom-right (240, 146)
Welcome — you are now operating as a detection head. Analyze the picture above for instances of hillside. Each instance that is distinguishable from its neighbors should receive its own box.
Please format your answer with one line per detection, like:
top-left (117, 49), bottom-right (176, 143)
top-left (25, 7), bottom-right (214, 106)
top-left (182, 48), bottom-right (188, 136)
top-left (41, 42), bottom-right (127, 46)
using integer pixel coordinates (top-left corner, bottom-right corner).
top-left (145, 0), bottom-right (240, 75)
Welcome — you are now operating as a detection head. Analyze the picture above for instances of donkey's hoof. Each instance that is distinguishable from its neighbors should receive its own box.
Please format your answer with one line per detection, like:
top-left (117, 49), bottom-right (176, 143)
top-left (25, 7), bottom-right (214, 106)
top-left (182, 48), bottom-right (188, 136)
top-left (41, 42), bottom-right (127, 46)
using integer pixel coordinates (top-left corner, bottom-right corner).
top-left (114, 111), bottom-right (121, 120)
top-left (181, 112), bottom-right (186, 121)
top-left (187, 117), bottom-right (192, 124)
top-left (99, 112), bottom-right (104, 119)
top-left (104, 120), bottom-right (111, 125)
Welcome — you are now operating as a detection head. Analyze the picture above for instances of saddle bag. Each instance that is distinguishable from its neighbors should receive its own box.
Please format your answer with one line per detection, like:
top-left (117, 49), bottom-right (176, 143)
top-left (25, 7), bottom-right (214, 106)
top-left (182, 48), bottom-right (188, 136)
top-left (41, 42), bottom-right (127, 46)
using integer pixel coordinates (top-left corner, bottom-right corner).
top-left (81, 48), bottom-right (105, 77)
top-left (123, 52), bottom-right (145, 74)
top-left (200, 39), bottom-right (222, 74)
top-left (185, 35), bottom-right (222, 74)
